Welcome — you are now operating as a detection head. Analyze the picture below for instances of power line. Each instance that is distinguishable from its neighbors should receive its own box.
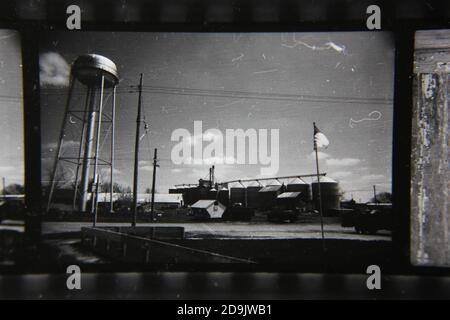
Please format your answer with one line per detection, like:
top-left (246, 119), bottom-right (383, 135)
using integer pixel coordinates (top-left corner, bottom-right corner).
top-left (41, 85), bottom-right (393, 105)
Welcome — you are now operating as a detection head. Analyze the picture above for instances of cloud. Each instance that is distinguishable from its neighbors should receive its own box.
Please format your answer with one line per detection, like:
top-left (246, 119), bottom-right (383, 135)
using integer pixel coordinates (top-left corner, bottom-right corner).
top-left (183, 131), bottom-right (223, 147)
top-left (326, 158), bottom-right (361, 167)
top-left (308, 152), bottom-right (361, 167)
top-left (0, 166), bottom-right (16, 174)
top-left (330, 171), bottom-right (352, 179)
top-left (39, 52), bottom-right (70, 87)
top-left (140, 166), bottom-right (153, 172)
top-left (361, 174), bottom-right (386, 181)
top-left (100, 168), bottom-right (122, 176)
top-left (308, 151), bottom-right (330, 161)
top-left (185, 155), bottom-right (237, 165)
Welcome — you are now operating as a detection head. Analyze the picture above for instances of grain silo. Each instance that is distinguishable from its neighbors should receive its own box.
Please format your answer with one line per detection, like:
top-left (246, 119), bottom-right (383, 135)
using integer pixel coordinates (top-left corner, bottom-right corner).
top-left (311, 176), bottom-right (341, 216)
top-left (198, 186), bottom-right (209, 200)
top-left (230, 183), bottom-right (246, 205)
top-left (258, 184), bottom-right (284, 209)
top-left (246, 181), bottom-right (262, 208)
top-left (208, 187), bottom-right (218, 200)
top-left (287, 178), bottom-right (311, 202)
top-left (217, 185), bottom-right (229, 207)
top-left (186, 186), bottom-right (200, 206)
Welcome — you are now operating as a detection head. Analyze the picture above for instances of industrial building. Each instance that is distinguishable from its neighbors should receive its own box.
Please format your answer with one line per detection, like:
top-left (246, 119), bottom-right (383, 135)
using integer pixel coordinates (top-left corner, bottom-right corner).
top-left (95, 193), bottom-right (183, 209)
top-left (169, 163), bottom-right (346, 221)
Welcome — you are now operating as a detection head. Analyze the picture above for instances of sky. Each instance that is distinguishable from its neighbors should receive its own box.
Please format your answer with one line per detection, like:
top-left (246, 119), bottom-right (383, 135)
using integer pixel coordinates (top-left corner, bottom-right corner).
top-left (0, 30), bottom-right (24, 191)
top-left (40, 31), bottom-right (395, 202)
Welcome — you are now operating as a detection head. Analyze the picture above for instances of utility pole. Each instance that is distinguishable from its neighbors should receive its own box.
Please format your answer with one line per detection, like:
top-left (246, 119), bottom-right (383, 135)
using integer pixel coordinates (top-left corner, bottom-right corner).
top-left (150, 148), bottom-right (158, 221)
top-left (132, 73), bottom-right (143, 227)
top-left (2, 177), bottom-right (6, 196)
top-left (373, 185), bottom-right (377, 203)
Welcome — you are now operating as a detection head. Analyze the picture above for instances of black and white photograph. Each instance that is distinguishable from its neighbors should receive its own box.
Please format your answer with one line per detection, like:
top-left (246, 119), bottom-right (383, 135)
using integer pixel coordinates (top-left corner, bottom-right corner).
top-left (33, 31), bottom-right (396, 270)
top-left (0, 0), bottom-right (450, 304)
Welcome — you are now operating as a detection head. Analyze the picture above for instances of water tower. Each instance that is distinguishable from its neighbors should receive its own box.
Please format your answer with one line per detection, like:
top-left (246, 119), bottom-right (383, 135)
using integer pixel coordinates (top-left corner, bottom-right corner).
top-left (47, 54), bottom-right (119, 213)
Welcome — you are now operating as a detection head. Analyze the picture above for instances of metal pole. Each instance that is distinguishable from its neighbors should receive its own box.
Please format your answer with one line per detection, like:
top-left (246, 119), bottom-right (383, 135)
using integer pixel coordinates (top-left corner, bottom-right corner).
top-left (150, 148), bottom-right (157, 221)
top-left (110, 85), bottom-right (116, 213)
top-left (132, 73), bottom-right (143, 227)
top-left (72, 87), bottom-right (91, 212)
top-left (91, 75), bottom-right (105, 215)
top-left (79, 88), bottom-right (98, 212)
top-left (313, 122), bottom-right (326, 254)
top-left (47, 76), bottom-right (75, 212)
top-left (93, 174), bottom-right (99, 227)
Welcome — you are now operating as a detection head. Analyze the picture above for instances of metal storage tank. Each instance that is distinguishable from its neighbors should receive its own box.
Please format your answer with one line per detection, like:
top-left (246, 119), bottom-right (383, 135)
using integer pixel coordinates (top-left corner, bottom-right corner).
top-left (186, 186), bottom-right (200, 206)
top-left (218, 186), bottom-right (229, 207)
top-left (311, 176), bottom-right (341, 216)
top-left (198, 187), bottom-right (209, 200)
top-left (287, 178), bottom-right (311, 202)
top-left (246, 181), bottom-right (262, 208)
top-left (208, 187), bottom-right (218, 200)
top-left (258, 184), bottom-right (283, 209)
top-left (230, 183), bottom-right (246, 205)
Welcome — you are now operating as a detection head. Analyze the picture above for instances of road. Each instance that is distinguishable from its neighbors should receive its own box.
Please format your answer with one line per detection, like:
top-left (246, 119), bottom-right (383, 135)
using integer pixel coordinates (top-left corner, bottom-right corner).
top-left (42, 220), bottom-right (391, 241)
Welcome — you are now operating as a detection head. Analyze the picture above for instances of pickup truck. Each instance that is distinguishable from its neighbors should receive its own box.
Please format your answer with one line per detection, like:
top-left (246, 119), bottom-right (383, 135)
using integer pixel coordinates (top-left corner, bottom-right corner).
top-left (341, 203), bottom-right (392, 234)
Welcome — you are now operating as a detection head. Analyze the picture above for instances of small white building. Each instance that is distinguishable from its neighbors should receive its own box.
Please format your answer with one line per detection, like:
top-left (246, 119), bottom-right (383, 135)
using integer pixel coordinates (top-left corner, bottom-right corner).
top-left (190, 200), bottom-right (226, 219)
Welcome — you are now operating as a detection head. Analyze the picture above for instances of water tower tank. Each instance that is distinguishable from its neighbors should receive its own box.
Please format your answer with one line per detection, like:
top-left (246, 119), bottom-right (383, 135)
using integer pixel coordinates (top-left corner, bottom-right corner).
top-left (73, 54), bottom-right (119, 88)
top-left (47, 54), bottom-right (119, 214)
top-left (311, 176), bottom-right (341, 215)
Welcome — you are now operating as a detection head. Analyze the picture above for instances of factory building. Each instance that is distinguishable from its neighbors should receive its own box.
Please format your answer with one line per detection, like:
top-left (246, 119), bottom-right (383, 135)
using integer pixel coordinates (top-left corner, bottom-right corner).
top-left (95, 193), bottom-right (183, 209)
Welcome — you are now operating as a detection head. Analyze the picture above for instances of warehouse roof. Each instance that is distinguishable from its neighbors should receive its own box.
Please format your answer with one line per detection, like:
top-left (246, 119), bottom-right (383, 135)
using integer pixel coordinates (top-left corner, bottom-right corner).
top-left (246, 181), bottom-right (262, 187)
top-left (259, 185), bottom-right (283, 192)
top-left (191, 199), bottom-right (218, 209)
top-left (277, 192), bottom-right (302, 199)
top-left (288, 178), bottom-right (307, 185)
top-left (312, 176), bottom-right (337, 183)
top-left (266, 179), bottom-right (282, 186)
